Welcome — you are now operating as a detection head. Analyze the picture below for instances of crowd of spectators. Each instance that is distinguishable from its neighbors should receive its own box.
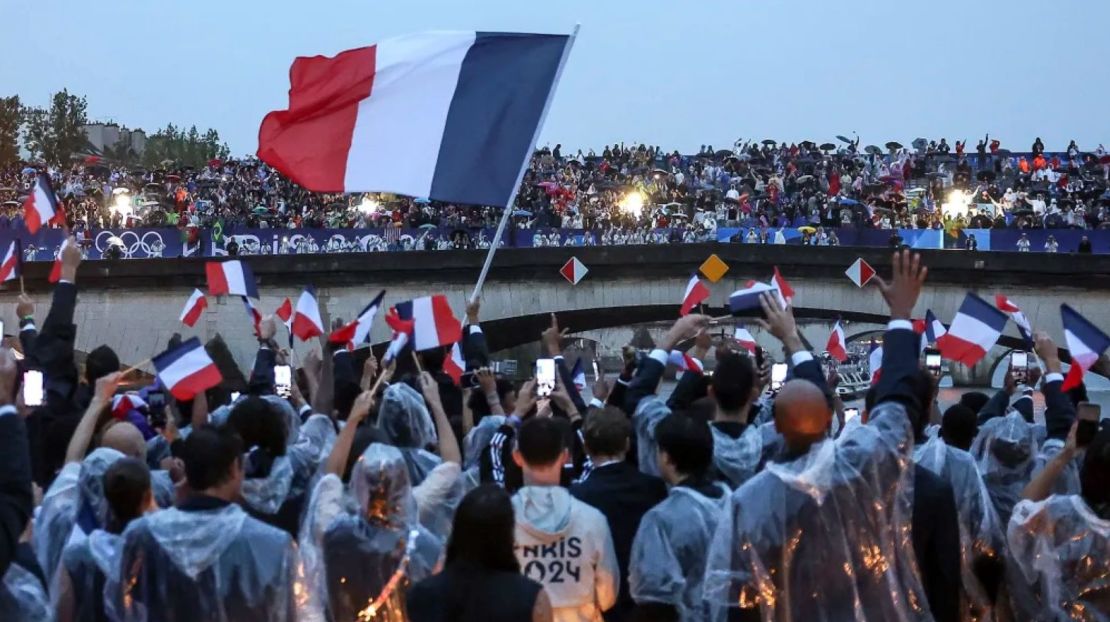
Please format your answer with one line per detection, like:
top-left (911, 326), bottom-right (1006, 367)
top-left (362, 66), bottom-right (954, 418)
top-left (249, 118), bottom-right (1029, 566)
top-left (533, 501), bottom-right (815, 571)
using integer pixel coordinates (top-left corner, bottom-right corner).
top-left (2, 136), bottom-right (1110, 254)
top-left (0, 247), bottom-right (1107, 621)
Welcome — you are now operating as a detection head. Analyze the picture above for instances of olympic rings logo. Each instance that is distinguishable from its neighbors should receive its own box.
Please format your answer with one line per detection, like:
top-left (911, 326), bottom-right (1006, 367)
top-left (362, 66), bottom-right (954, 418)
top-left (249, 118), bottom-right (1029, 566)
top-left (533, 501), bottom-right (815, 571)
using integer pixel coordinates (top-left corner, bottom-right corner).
top-left (94, 231), bottom-right (167, 258)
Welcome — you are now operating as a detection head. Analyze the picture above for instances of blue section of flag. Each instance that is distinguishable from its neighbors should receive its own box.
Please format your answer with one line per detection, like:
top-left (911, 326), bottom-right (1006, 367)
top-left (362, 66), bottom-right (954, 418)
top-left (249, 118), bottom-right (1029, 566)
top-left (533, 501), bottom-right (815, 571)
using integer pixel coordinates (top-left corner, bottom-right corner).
top-left (1062, 304), bottom-right (1110, 353)
top-left (729, 283), bottom-right (775, 315)
top-left (152, 337), bottom-right (204, 372)
top-left (431, 32), bottom-right (569, 208)
top-left (960, 293), bottom-right (1008, 332)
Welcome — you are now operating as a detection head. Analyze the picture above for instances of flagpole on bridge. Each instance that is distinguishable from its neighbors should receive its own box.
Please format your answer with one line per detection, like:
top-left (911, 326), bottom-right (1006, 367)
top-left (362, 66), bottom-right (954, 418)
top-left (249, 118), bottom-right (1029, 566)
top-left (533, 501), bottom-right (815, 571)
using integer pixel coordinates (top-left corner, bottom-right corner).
top-left (470, 24), bottom-right (581, 304)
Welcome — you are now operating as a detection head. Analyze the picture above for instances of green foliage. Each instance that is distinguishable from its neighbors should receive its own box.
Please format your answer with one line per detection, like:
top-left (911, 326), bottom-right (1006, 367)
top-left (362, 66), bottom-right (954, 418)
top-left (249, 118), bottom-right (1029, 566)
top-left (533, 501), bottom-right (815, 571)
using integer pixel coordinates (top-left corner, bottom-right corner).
top-left (0, 95), bottom-right (20, 167)
top-left (21, 89), bottom-right (89, 166)
top-left (141, 123), bottom-right (230, 169)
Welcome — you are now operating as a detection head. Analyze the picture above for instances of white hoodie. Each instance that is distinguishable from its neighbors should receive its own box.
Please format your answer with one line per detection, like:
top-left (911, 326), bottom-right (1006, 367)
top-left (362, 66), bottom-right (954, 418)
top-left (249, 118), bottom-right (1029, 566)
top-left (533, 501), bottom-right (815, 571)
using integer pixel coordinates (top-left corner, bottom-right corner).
top-left (513, 485), bottom-right (619, 622)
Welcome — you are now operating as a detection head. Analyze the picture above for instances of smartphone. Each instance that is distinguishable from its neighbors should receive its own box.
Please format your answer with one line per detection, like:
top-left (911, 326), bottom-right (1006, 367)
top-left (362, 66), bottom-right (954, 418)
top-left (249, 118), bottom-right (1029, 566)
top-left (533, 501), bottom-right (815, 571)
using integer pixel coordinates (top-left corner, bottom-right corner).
top-left (925, 348), bottom-right (942, 375)
top-left (22, 370), bottom-right (43, 407)
top-left (230, 391), bottom-right (242, 402)
top-left (1077, 402), bottom-right (1101, 447)
top-left (771, 363), bottom-right (788, 391)
top-left (274, 365), bottom-right (292, 398)
top-left (147, 389), bottom-right (165, 411)
top-left (1011, 352), bottom-right (1029, 383)
top-left (844, 407), bottom-right (860, 423)
top-left (535, 358), bottom-right (556, 398)
top-left (754, 346), bottom-right (765, 370)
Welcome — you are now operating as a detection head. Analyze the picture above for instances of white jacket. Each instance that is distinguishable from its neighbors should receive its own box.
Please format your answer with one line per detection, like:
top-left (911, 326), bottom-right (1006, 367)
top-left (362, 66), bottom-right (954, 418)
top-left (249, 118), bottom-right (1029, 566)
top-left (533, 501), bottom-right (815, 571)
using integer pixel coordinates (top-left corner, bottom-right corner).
top-left (513, 485), bottom-right (619, 622)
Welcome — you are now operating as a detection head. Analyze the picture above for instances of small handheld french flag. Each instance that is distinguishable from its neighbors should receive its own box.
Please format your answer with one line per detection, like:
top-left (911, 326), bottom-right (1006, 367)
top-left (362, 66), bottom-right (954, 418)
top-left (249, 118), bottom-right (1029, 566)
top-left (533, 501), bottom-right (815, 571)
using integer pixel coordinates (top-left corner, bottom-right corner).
top-left (868, 339), bottom-right (883, 385)
top-left (667, 350), bottom-right (704, 375)
top-left (679, 274), bottom-right (710, 316)
top-left (291, 287), bottom-right (325, 341)
top-left (924, 310), bottom-right (947, 344)
top-left (48, 238), bottom-right (74, 284)
top-left (0, 240), bottom-right (20, 283)
top-left (153, 337), bottom-right (223, 401)
top-left (393, 295), bottom-right (462, 352)
top-left (936, 293), bottom-right (1008, 367)
top-left (1061, 304), bottom-right (1110, 390)
top-left (205, 260), bottom-right (259, 298)
top-left (241, 296), bottom-right (263, 336)
top-left (23, 173), bottom-right (63, 234)
top-left (728, 282), bottom-right (785, 315)
top-left (383, 308), bottom-right (414, 363)
top-left (826, 321), bottom-right (848, 362)
top-left (178, 289), bottom-right (207, 327)
top-left (329, 290), bottom-right (386, 346)
top-left (571, 359), bottom-right (587, 391)
top-left (444, 342), bottom-right (465, 386)
top-left (772, 267), bottom-right (795, 304)
top-left (733, 326), bottom-right (757, 354)
top-left (995, 295), bottom-right (1033, 349)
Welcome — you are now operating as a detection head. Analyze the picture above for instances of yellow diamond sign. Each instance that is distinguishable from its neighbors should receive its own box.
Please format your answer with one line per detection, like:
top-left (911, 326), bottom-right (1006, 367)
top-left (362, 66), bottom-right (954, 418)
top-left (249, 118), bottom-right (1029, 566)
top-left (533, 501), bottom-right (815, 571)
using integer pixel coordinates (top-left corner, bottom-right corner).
top-left (699, 254), bottom-right (729, 283)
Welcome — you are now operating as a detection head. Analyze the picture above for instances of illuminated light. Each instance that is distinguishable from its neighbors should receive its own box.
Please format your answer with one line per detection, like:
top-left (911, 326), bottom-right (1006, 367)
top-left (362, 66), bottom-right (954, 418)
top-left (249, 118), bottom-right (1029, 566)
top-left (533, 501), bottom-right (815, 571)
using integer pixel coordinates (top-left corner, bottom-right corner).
top-left (941, 189), bottom-right (970, 218)
top-left (110, 194), bottom-right (134, 219)
top-left (357, 196), bottom-right (381, 215)
top-left (618, 191), bottom-right (645, 218)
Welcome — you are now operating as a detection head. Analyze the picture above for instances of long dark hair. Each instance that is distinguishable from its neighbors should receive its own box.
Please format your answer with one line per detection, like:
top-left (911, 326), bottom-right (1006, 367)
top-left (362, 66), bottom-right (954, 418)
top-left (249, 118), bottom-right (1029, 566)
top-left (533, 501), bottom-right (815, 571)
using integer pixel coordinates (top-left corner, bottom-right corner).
top-left (445, 484), bottom-right (519, 572)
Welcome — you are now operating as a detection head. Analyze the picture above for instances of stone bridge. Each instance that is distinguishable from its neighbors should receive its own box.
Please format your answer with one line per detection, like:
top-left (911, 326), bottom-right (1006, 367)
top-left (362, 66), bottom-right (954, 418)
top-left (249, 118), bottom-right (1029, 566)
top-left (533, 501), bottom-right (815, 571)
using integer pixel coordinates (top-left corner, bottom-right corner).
top-left (4, 244), bottom-right (1109, 380)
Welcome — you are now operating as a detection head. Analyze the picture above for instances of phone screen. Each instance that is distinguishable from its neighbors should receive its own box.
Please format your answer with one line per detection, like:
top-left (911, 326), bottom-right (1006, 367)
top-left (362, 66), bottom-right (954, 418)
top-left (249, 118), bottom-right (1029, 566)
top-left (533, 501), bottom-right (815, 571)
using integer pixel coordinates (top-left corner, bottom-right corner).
top-left (274, 365), bottom-right (292, 398)
top-left (1077, 402), bottom-right (1101, 446)
top-left (230, 391), bottom-right (242, 402)
top-left (147, 390), bottom-right (165, 411)
top-left (925, 353), bottom-right (942, 369)
top-left (844, 407), bottom-right (860, 422)
top-left (22, 370), bottom-right (43, 407)
top-left (535, 359), bottom-right (556, 398)
top-left (1011, 352), bottom-right (1028, 369)
top-left (771, 363), bottom-right (788, 390)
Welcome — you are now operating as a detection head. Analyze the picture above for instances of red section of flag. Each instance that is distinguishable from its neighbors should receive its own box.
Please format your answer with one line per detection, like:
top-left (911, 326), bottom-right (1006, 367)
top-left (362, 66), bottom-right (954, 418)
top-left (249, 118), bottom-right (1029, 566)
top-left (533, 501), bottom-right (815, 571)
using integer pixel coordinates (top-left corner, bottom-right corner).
top-left (443, 343), bottom-right (464, 385)
top-left (276, 298), bottom-right (293, 322)
top-left (772, 267), bottom-right (795, 302)
top-left (329, 321), bottom-right (358, 345)
top-left (826, 322), bottom-right (848, 362)
top-left (679, 275), bottom-right (711, 317)
top-left (257, 46), bottom-right (378, 192)
top-left (205, 262), bottom-right (229, 295)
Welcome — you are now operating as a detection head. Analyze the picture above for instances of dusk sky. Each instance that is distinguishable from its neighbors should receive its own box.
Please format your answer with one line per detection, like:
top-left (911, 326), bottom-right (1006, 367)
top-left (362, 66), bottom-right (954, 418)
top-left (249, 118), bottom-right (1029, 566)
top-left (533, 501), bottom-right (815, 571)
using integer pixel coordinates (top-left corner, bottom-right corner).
top-left (4, 0), bottom-right (1109, 155)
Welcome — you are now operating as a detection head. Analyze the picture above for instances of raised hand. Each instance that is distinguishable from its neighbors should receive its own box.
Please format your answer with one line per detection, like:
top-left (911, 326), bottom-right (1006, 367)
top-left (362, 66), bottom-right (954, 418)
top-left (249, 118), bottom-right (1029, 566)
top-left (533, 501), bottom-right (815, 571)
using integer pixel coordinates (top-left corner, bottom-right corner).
top-left (542, 313), bottom-right (569, 356)
top-left (872, 249), bottom-right (928, 320)
top-left (660, 314), bottom-right (710, 351)
top-left (1033, 331), bottom-right (1062, 374)
top-left (16, 294), bottom-right (33, 320)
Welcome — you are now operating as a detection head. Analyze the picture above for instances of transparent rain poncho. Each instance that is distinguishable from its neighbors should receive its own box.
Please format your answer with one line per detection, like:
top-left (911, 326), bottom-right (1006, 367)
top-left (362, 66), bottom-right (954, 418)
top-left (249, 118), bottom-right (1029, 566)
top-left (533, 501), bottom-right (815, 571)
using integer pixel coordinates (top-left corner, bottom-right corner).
top-left (34, 448), bottom-right (125, 579)
top-left (971, 412), bottom-right (1038, 525)
top-left (377, 383), bottom-right (442, 485)
top-left (630, 486), bottom-right (728, 621)
top-left (301, 443), bottom-right (442, 622)
top-left (711, 424), bottom-right (764, 489)
top-left (1006, 495), bottom-right (1110, 621)
top-left (54, 529), bottom-right (123, 622)
top-left (914, 436), bottom-right (1005, 621)
top-left (634, 397), bottom-right (671, 477)
top-left (0, 562), bottom-right (51, 622)
top-left (110, 502), bottom-right (304, 621)
top-left (703, 401), bottom-right (931, 621)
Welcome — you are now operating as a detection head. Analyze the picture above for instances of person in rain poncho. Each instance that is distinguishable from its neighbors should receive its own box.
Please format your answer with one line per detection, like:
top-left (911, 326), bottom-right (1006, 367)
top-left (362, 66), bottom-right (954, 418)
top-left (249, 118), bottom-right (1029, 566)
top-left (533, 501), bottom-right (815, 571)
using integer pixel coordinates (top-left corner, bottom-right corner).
top-left (378, 383), bottom-right (443, 485)
top-left (704, 354), bottom-right (768, 490)
top-left (1006, 426), bottom-right (1110, 620)
top-left (308, 442), bottom-right (443, 622)
top-left (54, 458), bottom-right (153, 622)
top-left (629, 413), bottom-right (727, 621)
top-left (110, 425), bottom-right (303, 622)
top-left (704, 250), bottom-right (933, 621)
top-left (0, 561), bottom-right (50, 622)
top-left (223, 395), bottom-right (335, 538)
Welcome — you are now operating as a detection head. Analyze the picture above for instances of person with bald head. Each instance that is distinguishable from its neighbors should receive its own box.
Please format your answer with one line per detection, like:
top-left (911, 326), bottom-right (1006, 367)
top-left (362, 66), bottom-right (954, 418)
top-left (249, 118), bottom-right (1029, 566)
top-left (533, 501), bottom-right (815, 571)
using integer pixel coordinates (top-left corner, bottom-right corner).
top-left (100, 421), bottom-right (147, 460)
top-left (705, 250), bottom-right (939, 621)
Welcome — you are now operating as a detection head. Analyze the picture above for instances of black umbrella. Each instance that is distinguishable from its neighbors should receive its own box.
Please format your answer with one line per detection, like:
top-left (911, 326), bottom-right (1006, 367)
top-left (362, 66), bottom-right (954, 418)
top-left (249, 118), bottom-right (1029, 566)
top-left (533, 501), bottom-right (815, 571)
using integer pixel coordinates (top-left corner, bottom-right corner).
top-left (714, 149), bottom-right (733, 157)
top-left (912, 138), bottom-right (928, 150)
top-left (885, 141), bottom-right (903, 150)
top-left (761, 139), bottom-right (776, 146)
top-left (864, 146), bottom-right (881, 155)
top-left (976, 170), bottom-right (996, 181)
top-left (820, 143), bottom-right (836, 151)
top-left (800, 140), bottom-right (816, 149)
top-left (652, 168), bottom-right (670, 176)
top-left (836, 135), bottom-right (853, 144)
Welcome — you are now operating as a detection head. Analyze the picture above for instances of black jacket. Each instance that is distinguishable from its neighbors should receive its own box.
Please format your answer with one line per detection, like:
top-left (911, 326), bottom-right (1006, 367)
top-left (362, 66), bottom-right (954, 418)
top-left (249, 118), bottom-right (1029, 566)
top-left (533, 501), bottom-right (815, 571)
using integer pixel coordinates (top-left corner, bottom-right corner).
top-left (0, 411), bottom-right (32, 576)
top-left (912, 464), bottom-right (962, 622)
top-left (571, 462), bottom-right (667, 622)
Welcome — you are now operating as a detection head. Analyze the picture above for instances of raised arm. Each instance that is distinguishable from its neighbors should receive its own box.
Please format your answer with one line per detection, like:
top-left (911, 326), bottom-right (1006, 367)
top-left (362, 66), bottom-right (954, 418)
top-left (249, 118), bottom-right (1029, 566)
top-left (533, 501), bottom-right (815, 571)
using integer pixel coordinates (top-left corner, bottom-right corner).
top-left (419, 372), bottom-right (461, 464)
top-left (543, 314), bottom-right (588, 415)
top-left (64, 372), bottom-right (122, 464)
top-left (872, 250), bottom-right (929, 412)
top-left (0, 348), bottom-right (32, 576)
top-left (1022, 422), bottom-right (1078, 502)
top-left (324, 391), bottom-right (374, 477)
top-left (1033, 332), bottom-right (1075, 440)
top-left (755, 294), bottom-right (828, 395)
top-left (624, 314), bottom-right (708, 414)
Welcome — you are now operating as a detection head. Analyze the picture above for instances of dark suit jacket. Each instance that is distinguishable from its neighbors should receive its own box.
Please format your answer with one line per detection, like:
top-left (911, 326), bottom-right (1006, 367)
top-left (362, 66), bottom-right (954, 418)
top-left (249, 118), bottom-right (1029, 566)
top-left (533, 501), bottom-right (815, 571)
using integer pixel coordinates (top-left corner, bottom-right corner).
top-left (571, 462), bottom-right (667, 622)
top-left (0, 412), bottom-right (32, 577)
top-left (912, 464), bottom-right (962, 622)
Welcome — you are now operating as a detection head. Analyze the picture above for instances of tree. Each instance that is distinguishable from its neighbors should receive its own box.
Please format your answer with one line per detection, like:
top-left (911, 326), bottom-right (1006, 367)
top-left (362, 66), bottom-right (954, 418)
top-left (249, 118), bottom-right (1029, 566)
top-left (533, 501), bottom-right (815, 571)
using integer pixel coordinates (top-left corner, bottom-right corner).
top-left (20, 89), bottom-right (89, 166)
top-left (142, 122), bottom-right (230, 168)
top-left (0, 95), bottom-right (21, 167)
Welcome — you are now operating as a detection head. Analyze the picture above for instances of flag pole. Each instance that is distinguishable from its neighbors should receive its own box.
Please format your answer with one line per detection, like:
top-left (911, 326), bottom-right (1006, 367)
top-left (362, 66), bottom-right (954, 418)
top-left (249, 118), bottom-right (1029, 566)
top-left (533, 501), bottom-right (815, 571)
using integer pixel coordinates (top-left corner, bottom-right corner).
top-left (470, 24), bottom-right (581, 303)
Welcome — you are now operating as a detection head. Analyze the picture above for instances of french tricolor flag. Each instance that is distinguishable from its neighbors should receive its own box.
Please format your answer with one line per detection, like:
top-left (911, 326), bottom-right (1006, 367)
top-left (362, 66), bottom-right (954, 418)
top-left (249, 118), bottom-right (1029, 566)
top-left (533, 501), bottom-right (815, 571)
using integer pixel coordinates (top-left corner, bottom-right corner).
top-left (772, 267), bottom-right (795, 304)
top-left (868, 339), bottom-right (883, 385)
top-left (153, 337), bottom-right (223, 401)
top-left (242, 296), bottom-right (263, 336)
top-left (936, 293), bottom-right (1008, 367)
top-left (1061, 304), bottom-right (1110, 390)
top-left (205, 260), bottom-right (259, 298)
top-left (48, 238), bottom-right (73, 284)
top-left (291, 287), bottom-right (324, 341)
top-left (178, 289), bottom-right (207, 327)
top-left (679, 274), bottom-right (710, 316)
top-left (383, 308), bottom-right (413, 363)
top-left (0, 240), bottom-right (20, 283)
top-left (729, 282), bottom-right (785, 315)
top-left (22, 173), bottom-right (63, 234)
top-left (444, 342), bottom-right (465, 386)
top-left (111, 393), bottom-right (147, 421)
top-left (393, 295), bottom-right (462, 352)
top-left (667, 350), bottom-right (704, 375)
top-left (826, 321), bottom-right (848, 362)
top-left (571, 359), bottom-right (587, 391)
top-left (924, 310), bottom-right (947, 344)
top-left (258, 31), bottom-right (573, 207)
top-left (329, 290), bottom-right (385, 346)
top-left (733, 326), bottom-right (757, 354)
top-left (995, 295), bottom-right (1033, 348)
top-left (275, 298), bottom-right (293, 323)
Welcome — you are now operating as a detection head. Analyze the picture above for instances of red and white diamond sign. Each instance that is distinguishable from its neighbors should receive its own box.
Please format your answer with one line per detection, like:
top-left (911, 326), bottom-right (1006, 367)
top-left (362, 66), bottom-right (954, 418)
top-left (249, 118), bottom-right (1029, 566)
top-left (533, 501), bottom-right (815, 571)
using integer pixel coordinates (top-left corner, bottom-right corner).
top-left (845, 258), bottom-right (876, 288)
top-left (560, 257), bottom-right (588, 285)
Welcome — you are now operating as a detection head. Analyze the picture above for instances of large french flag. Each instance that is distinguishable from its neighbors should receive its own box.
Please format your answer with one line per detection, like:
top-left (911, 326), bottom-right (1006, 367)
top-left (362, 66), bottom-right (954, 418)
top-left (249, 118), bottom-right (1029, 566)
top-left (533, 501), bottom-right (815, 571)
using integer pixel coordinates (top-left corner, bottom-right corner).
top-left (394, 295), bottom-right (462, 351)
top-left (936, 293), bottom-right (1008, 366)
top-left (924, 310), bottom-right (947, 344)
top-left (178, 289), bottom-right (207, 327)
top-left (679, 274), bottom-right (710, 316)
top-left (205, 260), bottom-right (259, 298)
top-left (0, 240), bottom-right (20, 283)
top-left (1061, 304), bottom-right (1110, 390)
top-left (258, 31), bottom-right (573, 207)
top-left (23, 173), bottom-right (63, 234)
top-left (728, 282), bottom-right (785, 315)
top-left (826, 321), bottom-right (848, 362)
top-left (995, 295), bottom-right (1034, 348)
top-left (329, 289), bottom-right (385, 346)
top-left (291, 287), bottom-right (325, 341)
top-left (153, 337), bottom-right (223, 400)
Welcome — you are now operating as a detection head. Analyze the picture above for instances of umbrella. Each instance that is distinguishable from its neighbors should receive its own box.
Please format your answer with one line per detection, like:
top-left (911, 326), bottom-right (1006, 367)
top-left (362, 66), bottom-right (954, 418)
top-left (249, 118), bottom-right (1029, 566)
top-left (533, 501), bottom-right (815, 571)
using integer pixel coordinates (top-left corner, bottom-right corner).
top-left (797, 226), bottom-right (817, 234)
top-left (885, 141), bottom-right (903, 150)
top-left (838, 197), bottom-right (860, 206)
top-left (414, 197), bottom-right (431, 204)
top-left (208, 158), bottom-right (222, 168)
top-left (159, 159), bottom-right (175, 167)
top-left (2, 201), bottom-right (19, 207)
top-left (105, 236), bottom-right (125, 248)
top-left (21, 167), bottom-right (36, 175)
top-left (83, 155), bottom-right (101, 165)
top-left (670, 213), bottom-right (689, 219)
top-left (864, 146), bottom-right (881, 155)
top-left (418, 223), bottom-right (437, 230)
top-left (1098, 155), bottom-right (1110, 165)
top-left (977, 170), bottom-right (996, 181)
top-left (836, 135), bottom-right (853, 144)
top-left (820, 143), bottom-right (836, 151)
top-left (912, 138), bottom-right (928, 150)
top-left (252, 206), bottom-right (270, 215)
top-left (165, 174), bottom-right (181, 182)
top-left (761, 139), bottom-right (776, 146)
top-left (512, 209), bottom-right (532, 217)
top-left (113, 187), bottom-right (133, 195)
top-left (795, 175), bottom-right (814, 184)
top-left (652, 168), bottom-right (669, 176)
top-left (714, 149), bottom-right (733, 157)
top-left (799, 141), bottom-right (816, 149)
